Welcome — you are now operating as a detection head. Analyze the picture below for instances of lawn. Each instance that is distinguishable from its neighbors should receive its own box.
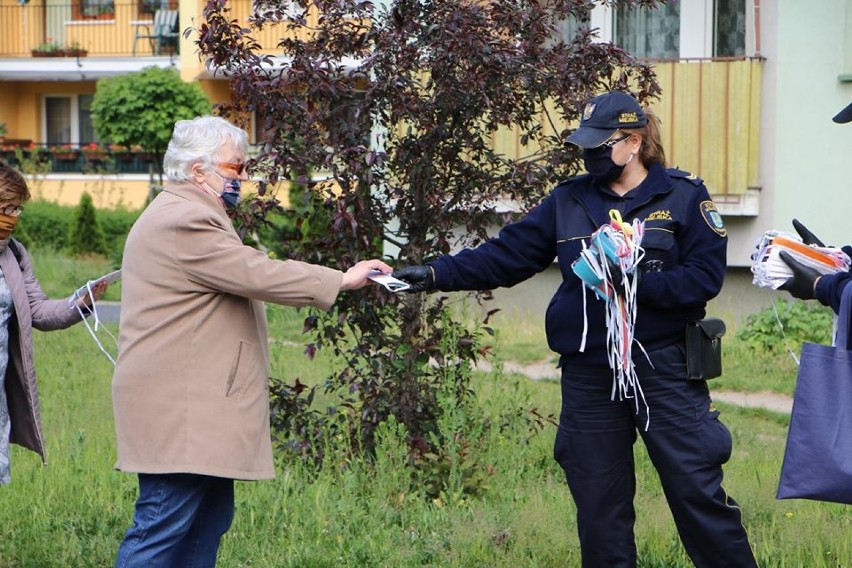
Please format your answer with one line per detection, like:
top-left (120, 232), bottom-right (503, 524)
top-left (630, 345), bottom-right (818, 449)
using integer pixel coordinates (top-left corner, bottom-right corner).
top-left (0, 248), bottom-right (848, 567)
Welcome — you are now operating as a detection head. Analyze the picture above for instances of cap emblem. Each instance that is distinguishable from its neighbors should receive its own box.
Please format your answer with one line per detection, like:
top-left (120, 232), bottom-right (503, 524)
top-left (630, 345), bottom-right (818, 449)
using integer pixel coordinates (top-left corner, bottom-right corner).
top-left (583, 103), bottom-right (596, 121)
top-left (619, 112), bottom-right (639, 123)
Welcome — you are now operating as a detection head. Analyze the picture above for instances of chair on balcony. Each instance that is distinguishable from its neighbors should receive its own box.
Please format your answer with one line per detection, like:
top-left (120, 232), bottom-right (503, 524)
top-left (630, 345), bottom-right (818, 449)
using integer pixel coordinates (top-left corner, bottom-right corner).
top-left (132, 9), bottom-right (179, 56)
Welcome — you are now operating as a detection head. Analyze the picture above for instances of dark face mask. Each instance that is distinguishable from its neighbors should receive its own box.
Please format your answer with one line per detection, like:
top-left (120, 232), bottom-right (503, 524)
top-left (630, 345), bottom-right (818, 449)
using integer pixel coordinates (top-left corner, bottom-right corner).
top-left (582, 146), bottom-right (626, 186)
top-left (220, 178), bottom-right (242, 208)
top-left (208, 169), bottom-right (242, 208)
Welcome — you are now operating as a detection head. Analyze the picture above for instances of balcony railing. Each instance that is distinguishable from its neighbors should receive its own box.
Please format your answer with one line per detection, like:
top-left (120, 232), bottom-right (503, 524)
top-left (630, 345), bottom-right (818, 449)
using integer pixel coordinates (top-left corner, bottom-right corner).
top-left (0, 142), bottom-right (159, 175)
top-left (0, 2), bottom-right (179, 58)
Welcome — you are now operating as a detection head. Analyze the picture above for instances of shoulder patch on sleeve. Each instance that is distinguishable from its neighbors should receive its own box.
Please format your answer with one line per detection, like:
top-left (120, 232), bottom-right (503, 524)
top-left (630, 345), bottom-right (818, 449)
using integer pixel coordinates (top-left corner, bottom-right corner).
top-left (667, 167), bottom-right (704, 186)
top-left (699, 200), bottom-right (727, 237)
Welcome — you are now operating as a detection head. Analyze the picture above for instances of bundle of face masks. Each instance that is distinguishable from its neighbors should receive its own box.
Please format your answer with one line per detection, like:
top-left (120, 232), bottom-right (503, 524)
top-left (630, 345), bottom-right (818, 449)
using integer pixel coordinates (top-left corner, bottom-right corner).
top-left (750, 230), bottom-right (851, 290)
top-left (572, 211), bottom-right (651, 429)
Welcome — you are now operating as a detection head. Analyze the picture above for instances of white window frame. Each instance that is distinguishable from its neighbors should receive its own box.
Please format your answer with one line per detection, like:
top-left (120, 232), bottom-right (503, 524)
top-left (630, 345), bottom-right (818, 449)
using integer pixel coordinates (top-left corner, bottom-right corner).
top-left (588, 0), bottom-right (753, 59)
top-left (43, 94), bottom-right (81, 145)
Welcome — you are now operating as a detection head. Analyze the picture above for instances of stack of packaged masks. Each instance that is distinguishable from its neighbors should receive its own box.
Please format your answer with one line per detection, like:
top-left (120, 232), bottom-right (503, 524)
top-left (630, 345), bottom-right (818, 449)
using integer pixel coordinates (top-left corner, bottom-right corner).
top-left (751, 231), bottom-right (851, 290)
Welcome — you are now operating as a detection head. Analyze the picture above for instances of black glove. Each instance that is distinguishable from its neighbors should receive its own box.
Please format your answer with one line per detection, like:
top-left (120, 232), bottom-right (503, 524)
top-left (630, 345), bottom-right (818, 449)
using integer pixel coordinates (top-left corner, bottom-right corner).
top-left (605, 257), bottom-right (642, 298)
top-left (779, 250), bottom-right (820, 300)
top-left (792, 218), bottom-right (825, 247)
top-left (392, 265), bottom-right (435, 293)
top-left (605, 257), bottom-right (626, 297)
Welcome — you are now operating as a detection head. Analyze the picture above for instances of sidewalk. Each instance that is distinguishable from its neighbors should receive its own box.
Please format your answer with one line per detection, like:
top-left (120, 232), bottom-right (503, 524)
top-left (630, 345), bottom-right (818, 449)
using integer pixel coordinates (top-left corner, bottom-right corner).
top-left (476, 359), bottom-right (793, 414)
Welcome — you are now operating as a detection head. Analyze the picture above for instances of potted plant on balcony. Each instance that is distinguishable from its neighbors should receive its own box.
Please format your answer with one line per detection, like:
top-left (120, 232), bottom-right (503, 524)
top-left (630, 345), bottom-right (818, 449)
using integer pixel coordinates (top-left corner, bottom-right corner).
top-left (65, 41), bottom-right (88, 58)
top-left (81, 142), bottom-right (108, 163)
top-left (108, 143), bottom-right (132, 161)
top-left (48, 144), bottom-right (79, 161)
top-left (31, 39), bottom-right (65, 57)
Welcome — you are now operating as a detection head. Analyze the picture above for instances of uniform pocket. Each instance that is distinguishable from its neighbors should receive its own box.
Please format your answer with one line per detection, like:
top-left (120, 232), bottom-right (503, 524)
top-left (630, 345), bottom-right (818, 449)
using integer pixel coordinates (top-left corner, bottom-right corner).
top-left (640, 227), bottom-right (676, 272)
top-left (700, 408), bottom-right (733, 466)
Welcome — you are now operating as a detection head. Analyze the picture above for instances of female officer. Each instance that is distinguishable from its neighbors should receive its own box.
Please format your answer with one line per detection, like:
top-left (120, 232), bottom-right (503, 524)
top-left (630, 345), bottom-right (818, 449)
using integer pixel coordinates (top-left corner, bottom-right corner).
top-left (394, 91), bottom-right (758, 567)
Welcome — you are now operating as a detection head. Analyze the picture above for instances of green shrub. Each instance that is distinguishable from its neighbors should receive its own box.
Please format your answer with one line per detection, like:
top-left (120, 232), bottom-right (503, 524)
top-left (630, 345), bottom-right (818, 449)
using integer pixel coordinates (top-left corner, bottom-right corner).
top-left (736, 299), bottom-right (834, 353)
top-left (99, 205), bottom-right (142, 263)
top-left (17, 199), bottom-right (140, 262)
top-left (17, 200), bottom-right (72, 250)
top-left (68, 192), bottom-right (107, 256)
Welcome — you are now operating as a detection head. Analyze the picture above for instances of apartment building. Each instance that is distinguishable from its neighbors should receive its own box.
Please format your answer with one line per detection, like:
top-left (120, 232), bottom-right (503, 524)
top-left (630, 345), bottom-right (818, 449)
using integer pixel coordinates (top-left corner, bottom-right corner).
top-left (0, 0), bottom-right (849, 319)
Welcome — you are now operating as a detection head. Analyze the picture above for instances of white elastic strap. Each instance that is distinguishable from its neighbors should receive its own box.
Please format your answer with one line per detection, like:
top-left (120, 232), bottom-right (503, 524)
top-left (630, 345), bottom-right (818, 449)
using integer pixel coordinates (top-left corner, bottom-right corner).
top-left (73, 284), bottom-right (117, 365)
top-left (772, 301), bottom-right (800, 366)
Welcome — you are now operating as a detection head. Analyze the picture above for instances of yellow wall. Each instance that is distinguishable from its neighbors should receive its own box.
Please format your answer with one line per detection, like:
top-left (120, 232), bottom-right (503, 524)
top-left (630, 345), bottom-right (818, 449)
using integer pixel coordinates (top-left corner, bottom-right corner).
top-left (21, 176), bottom-right (290, 211)
top-left (24, 175), bottom-right (152, 210)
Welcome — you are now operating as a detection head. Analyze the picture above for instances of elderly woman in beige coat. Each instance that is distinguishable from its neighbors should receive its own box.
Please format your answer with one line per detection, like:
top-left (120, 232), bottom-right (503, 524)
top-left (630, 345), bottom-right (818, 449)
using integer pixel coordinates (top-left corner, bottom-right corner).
top-left (0, 163), bottom-right (107, 486)
top-left (112, 116), bottom-right (392, 568)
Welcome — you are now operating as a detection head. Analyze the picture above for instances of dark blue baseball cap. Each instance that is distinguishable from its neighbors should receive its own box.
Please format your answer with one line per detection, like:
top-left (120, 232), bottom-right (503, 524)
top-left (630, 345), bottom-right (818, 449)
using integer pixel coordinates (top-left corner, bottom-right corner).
top-left (833, 101), bottom-right (852, 124)
top-left (566, 91), bottom-right (648, 149)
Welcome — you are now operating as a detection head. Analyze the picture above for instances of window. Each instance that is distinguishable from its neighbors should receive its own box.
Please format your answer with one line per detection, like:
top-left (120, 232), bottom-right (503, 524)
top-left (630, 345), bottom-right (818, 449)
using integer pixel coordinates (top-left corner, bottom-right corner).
top-left (44, 95), bottom-right (99, 146)
top-left (615, 3), bottom-right (680, 60)
top-left (45, 98), bottom-right (73, 145)
top-left (715, 0), bottom-right (746, 57)
top-left (561, 1), bottom-right (749, 60)
top-left (74, 0), bottom-right (115, 21)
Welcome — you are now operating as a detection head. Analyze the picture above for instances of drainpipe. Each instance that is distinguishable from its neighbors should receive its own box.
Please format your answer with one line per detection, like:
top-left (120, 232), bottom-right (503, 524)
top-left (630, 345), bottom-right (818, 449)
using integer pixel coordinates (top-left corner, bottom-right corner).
top-left (753, 0), bottom-right (761, 57)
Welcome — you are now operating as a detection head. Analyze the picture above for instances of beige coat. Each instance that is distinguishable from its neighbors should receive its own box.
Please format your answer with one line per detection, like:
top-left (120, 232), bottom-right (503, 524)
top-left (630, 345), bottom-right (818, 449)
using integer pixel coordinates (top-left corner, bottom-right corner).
top-left (112, 182), bottom-right (343, 480)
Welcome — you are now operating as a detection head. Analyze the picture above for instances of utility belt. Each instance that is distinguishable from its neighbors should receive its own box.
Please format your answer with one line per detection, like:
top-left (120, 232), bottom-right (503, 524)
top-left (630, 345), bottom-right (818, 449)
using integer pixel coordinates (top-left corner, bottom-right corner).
top-left (685, 318), bottom-right (726, 380)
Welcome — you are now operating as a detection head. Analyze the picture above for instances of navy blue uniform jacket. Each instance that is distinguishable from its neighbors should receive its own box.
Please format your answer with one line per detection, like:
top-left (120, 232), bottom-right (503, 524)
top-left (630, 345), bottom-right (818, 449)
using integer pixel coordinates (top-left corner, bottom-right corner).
top-left (429, 163), bottom-right (728, 366)
top-left (816, 271), bottom-right (852, 314)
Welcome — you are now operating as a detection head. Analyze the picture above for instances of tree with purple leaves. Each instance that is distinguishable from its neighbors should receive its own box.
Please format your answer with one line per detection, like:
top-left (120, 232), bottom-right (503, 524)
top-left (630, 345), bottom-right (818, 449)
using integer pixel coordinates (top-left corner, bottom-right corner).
top-left (195, 0), bottom-right (663, 494)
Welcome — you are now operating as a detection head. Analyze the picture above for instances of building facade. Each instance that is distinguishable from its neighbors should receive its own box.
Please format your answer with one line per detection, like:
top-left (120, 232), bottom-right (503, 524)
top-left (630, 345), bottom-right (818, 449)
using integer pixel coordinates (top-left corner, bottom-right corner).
top-left (0, 0), bottom-right (849, 321)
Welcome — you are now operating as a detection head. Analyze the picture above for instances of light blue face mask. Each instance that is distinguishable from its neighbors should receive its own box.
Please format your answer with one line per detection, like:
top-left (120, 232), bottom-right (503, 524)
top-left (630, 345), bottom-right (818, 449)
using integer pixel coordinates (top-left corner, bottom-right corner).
top-left (209, 170), bottom-right (242, 208)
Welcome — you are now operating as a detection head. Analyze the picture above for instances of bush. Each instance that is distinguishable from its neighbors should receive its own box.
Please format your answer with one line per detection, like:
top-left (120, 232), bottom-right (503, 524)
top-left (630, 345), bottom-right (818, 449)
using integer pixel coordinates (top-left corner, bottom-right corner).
top-left (16, 200), bottom-right (72, 250)
top-left (736, 299), bottom-right (834, 353)
top-left (68, 192), bottom-right (107, 256)
top-left (99, 206), bottom-right (142, 263)
top-left (17, 199), bottom-right (140, 262)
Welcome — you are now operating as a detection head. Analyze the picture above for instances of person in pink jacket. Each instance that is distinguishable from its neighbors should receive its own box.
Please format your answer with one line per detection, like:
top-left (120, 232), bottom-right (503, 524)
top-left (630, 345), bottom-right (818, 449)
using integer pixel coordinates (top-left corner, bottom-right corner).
top-left (0, 162), bottom-right (107, 486)
top-left (112, 116), bottom-right (392, 568)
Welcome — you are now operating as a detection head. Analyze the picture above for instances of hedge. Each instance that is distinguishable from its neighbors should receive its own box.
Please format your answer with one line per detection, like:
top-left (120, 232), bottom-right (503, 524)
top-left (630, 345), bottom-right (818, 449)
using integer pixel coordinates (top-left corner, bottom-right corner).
top-left (17, 199), bottom-right (141, 262)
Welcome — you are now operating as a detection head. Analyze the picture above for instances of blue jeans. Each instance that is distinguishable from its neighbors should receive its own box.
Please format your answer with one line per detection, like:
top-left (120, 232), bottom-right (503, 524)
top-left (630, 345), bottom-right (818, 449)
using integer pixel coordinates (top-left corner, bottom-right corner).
top-left (115, 473), bottom-right (235, 568)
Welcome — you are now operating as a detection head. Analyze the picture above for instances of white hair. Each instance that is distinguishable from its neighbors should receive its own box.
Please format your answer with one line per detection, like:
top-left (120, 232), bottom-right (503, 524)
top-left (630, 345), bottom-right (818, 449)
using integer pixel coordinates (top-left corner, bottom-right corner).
top-left (163, 116), bottom-right (249, 182)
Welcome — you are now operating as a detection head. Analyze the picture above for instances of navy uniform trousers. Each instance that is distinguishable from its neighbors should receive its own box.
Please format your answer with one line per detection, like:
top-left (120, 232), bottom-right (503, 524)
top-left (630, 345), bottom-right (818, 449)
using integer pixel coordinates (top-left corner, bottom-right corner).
top-left (553, 343), bottom-right (758, 568)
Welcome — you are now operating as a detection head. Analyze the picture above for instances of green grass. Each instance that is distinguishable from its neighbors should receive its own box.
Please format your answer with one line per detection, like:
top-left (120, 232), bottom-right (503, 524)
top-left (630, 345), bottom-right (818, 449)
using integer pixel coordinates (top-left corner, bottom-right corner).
top-left (0, 248), bottom-right (849, 567)
top-left (27, 247), bottom-right (122, 302)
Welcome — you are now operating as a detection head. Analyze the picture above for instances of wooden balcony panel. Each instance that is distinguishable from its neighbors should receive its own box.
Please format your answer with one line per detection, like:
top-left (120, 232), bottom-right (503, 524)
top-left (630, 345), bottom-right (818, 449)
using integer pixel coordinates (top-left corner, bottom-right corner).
top-left (0, 2), bottom-right (177, 57)
top-left (651, 59), bottom-right (762, 197)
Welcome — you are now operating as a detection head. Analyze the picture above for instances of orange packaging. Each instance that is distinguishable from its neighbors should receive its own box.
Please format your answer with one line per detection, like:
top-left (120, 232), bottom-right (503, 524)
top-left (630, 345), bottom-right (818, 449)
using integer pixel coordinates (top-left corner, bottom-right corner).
top-left (770, 236), bottom-right (842, 268)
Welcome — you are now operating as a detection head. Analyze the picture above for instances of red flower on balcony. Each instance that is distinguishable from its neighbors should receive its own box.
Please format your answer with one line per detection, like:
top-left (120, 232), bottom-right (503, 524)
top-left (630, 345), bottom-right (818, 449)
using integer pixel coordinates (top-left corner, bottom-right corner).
top-left (48, 144), bottom-right (79, 160)
top-left (81, 142), bottom-right (108, 162)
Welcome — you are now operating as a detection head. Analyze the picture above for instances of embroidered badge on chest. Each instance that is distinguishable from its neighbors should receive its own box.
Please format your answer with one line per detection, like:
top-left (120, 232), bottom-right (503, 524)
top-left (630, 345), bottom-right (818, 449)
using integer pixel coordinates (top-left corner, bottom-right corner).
top-left (699, 200), bottom-right (727, 238)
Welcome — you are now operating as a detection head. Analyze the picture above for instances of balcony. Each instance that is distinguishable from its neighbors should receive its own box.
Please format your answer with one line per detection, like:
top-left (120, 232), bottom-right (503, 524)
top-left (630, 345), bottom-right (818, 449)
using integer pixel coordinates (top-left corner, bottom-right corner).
top-left (0, 142), bottom-right (159, 175)
top-left (0, 1), bottom-right (179, 58)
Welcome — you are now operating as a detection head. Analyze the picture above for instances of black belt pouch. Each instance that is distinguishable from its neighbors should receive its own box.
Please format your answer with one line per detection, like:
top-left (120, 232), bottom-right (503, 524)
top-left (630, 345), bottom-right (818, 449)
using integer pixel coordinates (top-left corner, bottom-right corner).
top-left (685, 318), bottom-right (726, 380)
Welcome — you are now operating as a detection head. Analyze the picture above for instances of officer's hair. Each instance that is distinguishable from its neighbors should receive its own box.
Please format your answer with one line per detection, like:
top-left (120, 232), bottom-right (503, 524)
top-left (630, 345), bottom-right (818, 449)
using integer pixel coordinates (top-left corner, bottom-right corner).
top-left (629, 110), bottom-right (667, 169)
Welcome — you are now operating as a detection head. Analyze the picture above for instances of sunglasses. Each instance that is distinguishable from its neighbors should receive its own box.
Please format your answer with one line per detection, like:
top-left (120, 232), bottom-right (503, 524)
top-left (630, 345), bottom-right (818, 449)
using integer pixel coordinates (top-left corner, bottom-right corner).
top-left (215, 161), bottom-right (247, 176)
top-left (602, 133), bottom-right (631, 148)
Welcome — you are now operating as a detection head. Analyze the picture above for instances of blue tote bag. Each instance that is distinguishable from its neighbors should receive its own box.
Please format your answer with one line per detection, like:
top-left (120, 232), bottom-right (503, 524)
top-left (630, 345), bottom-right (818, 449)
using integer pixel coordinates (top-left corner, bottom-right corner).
top-left (777, 284), bottom-right (852, 505)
